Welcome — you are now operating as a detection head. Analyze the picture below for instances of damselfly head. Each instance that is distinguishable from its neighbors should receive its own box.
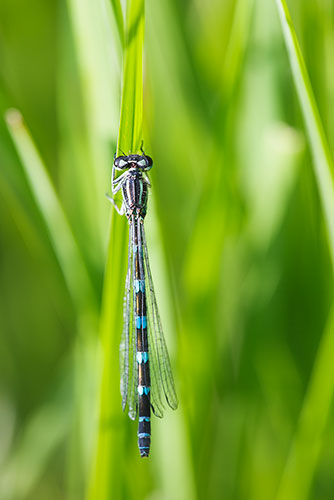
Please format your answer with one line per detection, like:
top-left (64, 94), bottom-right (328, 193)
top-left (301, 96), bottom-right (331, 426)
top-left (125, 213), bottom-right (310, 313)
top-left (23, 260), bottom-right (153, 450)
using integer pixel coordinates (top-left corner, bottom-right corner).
top-left (114, 154), bottom-right (153, 171)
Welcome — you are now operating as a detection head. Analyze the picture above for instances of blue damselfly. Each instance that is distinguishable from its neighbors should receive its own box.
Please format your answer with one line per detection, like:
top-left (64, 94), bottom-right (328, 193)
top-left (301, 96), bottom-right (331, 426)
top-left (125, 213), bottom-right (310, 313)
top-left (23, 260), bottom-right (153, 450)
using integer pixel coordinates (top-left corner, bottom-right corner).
top-left (107, 151), bottom-right (178, 457)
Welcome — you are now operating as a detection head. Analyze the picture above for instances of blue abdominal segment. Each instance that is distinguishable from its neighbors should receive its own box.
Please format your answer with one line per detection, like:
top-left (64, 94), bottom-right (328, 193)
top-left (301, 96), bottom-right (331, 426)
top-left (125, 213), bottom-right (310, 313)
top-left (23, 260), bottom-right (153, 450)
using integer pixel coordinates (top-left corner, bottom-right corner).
top-left (134, 279), bottom-right (146, 293)
top-left (136, 315), bottom-right (147, 329)
top-left (137, 351), bottom-right (149, 364)
top-left (139, 416), bottom-right (150, 422)
top-left (138, 386), bottom-right (150, 396)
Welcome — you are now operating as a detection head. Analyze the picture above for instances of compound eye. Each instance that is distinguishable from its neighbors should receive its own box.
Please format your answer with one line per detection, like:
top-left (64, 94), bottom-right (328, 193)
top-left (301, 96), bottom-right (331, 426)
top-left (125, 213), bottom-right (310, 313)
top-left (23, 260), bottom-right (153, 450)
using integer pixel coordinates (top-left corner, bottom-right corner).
top-left (114, 155), bottom-right (129, 170)
top-left (144, 155), bottom-right (153, 170)
top-left (137, 157), bottom-right (147, 168)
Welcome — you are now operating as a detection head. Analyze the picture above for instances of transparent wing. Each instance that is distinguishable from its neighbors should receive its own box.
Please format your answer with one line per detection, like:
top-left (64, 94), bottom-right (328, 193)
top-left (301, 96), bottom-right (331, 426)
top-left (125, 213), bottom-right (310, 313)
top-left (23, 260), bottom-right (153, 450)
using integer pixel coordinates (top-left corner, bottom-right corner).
top-left (140, 223), bottom-right (178, 418)
top-left (119, 223), bottom-right (138, 420)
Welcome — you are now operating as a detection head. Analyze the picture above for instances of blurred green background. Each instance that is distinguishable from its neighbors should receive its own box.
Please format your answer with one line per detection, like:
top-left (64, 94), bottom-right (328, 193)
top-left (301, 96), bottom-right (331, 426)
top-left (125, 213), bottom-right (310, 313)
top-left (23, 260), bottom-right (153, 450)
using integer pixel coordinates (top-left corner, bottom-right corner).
top-left (0, 0), bottom-right (333, 499)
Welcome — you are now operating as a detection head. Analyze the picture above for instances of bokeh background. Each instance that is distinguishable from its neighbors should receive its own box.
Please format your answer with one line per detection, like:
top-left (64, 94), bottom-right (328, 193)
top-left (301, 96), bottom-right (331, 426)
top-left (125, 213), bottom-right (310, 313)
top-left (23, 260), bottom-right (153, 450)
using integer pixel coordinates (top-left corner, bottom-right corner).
top-left (0, 0), bottom-right (333, 499)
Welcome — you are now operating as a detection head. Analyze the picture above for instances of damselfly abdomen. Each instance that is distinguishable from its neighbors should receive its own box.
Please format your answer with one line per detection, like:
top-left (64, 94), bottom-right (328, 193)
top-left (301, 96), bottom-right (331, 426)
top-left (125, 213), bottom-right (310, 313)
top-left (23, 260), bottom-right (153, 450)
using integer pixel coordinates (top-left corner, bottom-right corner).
top-left (107, 152), bottom-right (178, 457)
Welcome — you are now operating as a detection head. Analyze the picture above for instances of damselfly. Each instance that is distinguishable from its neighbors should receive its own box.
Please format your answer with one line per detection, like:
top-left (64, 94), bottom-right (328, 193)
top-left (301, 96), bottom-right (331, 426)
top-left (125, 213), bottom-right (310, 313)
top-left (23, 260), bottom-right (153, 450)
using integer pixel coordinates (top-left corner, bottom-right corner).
top-left (107, 151), bottom-right (178, 457)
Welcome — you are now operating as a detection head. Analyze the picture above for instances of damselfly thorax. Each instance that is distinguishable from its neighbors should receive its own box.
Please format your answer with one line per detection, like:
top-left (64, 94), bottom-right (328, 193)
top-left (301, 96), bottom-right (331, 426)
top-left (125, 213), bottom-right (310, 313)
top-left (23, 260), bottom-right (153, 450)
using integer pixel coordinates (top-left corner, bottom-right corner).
top-left (122, 168), bottom-right (149, 220)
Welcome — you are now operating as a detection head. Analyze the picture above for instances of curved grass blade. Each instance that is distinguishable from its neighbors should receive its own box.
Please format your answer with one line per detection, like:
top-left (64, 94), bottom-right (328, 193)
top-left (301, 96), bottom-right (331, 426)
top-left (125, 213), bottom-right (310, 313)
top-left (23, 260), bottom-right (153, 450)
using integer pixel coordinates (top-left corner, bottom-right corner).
top-left (275, 0), bottom-right (334, 273)
top-left (6, 110), bottom-right (99, 499)
top-left (5, 109), bottom-right (97, 316)
top-left (275, 2), bottom-right (334, 498)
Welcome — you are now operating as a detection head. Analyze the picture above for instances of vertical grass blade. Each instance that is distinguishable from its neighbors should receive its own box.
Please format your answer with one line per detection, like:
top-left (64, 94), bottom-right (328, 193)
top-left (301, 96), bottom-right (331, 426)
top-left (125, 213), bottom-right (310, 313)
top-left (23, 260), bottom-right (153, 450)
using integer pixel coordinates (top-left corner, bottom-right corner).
top-left (65, 0), bottom-right (122, 266)
top-left (110, 0), bottom-right (125, 48)
top-left (275, 2), bottom-right (334, 498)
top-left (275, 0), bottom-right (334, 273)
top-left (223, 0), bottom-right (254, 97)
top-left (276, 307), bottom-right (334, 500)
top-left (118, 0), bottom-right (144, 154)
top-left (88, 1), bottom-right (144, 498)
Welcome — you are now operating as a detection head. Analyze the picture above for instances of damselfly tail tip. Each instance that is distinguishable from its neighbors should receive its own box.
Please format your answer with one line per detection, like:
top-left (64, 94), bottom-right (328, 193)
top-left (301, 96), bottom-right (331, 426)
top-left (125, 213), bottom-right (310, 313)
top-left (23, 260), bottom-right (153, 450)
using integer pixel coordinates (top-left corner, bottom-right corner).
top-left (138, 433), bottom-right (151, 457)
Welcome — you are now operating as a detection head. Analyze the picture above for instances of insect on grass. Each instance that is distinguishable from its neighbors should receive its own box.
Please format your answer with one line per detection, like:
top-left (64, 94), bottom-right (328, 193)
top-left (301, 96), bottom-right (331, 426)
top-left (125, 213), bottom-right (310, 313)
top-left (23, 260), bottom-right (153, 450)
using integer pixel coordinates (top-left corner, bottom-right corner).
top-left (107, 148), bottom-right (178, 457)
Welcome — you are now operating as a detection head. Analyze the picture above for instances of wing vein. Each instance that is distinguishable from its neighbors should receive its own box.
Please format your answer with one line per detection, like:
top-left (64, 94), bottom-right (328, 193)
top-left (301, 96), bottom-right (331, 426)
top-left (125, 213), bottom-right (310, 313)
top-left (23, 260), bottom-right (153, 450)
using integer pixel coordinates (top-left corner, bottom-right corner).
top-left (141, 224), bottom-right (178, 416)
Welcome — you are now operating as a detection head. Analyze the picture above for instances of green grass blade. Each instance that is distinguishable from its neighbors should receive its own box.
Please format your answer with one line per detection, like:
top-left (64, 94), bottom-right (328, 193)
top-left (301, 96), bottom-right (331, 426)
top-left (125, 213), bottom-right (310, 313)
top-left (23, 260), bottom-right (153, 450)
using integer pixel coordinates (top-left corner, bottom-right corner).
top-left (276, 307), bottom-right (334, 500)
top-left (274, 3), bottom-right (334, 497)
top-left (5, 110), bottom-right (98, 498)
top-left (118, 0), bottom-right (144, 154)
top-left (110, 0), bottom-right (125, 47)
top-left (5, 109), bottom-right (97, 316)
top-left (88, 1), bottom-right (144, 498)
top-left (223, 0), bottom-right (254, 98)
top-left (275, 0), bottom-right (334, 273)
top-left (65, 0), bottom-right (122, 264)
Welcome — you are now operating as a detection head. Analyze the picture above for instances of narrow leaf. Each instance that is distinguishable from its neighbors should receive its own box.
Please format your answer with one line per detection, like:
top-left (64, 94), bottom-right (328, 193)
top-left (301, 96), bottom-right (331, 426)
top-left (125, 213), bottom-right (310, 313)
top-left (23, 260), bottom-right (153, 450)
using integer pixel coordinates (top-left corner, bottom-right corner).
top-left (276, 307), bottom-right (334, 500)
top-left (5, 109), bottom-right (97, 316)
top-left (88, 0), bottom-right (145, 498)
top-left (110, 0), bottom-right (125, 48)
top-left (275, 0), bottom-right (334, 273)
